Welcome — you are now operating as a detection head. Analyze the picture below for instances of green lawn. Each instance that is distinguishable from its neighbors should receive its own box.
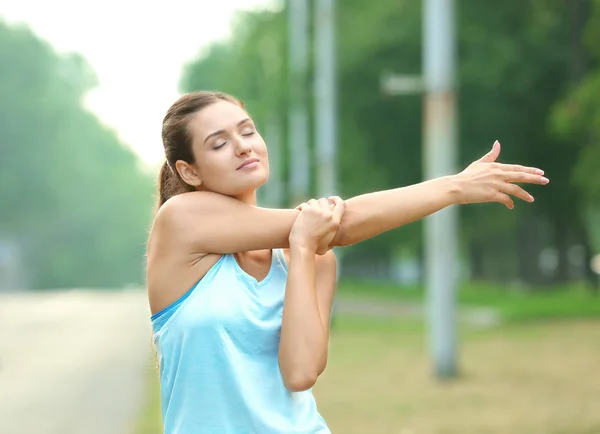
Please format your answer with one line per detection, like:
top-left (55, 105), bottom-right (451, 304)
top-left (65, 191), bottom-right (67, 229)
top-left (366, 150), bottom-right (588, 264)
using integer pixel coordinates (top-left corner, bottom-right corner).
top-left (338, 280), bottom-right (600, 321)
top-left (134, 283), bottom-right (600, 434)
top-left (135, 363), bottom-right (162, 434)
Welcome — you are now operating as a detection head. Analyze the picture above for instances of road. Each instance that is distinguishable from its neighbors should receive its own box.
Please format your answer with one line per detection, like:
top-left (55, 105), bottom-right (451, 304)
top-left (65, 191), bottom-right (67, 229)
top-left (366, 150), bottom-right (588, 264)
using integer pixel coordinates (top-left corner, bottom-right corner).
top-left (0, 289), bottom-right (152, 434)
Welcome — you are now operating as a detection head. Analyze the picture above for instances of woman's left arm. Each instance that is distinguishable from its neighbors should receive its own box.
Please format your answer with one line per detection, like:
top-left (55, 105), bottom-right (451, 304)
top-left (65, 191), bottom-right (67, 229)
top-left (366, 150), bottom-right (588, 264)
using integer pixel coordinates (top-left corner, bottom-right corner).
top-left (278, 248), bottom-right (338, 392)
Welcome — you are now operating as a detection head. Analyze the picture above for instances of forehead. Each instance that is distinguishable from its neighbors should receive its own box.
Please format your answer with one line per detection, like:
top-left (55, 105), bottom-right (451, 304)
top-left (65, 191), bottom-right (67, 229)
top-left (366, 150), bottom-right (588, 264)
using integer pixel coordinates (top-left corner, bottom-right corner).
top-left (189, 100), bottom-right (248, 137)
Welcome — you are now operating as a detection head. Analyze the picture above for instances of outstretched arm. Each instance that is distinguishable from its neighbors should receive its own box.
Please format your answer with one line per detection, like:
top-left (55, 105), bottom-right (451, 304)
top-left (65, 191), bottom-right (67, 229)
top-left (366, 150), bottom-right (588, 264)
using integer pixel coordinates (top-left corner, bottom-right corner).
top-left (153, 141), bottom-right (548, 255)
top-left (332, 141), bottom-right (548, 247)
top-left (330, 175), bottom-right (458, 247)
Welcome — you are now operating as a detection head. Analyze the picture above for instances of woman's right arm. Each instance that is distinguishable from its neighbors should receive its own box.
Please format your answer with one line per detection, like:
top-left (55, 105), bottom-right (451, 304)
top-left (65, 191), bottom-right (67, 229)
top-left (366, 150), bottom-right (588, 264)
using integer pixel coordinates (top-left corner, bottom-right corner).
top-left (155, 142), bottom-right (548, 254)
top-left (154, 192), bottom-right (300, 253)
top-left (154, 177), bottom-right (455, 255)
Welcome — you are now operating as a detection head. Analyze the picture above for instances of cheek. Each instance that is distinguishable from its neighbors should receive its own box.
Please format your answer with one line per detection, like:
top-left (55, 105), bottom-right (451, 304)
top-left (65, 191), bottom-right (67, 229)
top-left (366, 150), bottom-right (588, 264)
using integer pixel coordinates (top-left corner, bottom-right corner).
top-left (198, 155), bottom-right (228, 182)
top-left (254, 137), bottom-right (268, 157)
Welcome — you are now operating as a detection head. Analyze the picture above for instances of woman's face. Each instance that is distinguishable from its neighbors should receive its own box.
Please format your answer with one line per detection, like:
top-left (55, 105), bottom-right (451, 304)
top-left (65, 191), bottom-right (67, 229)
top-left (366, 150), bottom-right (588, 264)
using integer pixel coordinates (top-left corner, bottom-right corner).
top-left (184, 100), bottom-right (269, 201)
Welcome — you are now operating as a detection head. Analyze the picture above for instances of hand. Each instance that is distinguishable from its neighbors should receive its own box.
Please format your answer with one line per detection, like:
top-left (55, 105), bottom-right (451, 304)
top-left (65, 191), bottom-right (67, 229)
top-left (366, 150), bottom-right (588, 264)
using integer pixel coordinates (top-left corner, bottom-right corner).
top-left (290, 196), bottom-right (346, 255)
top-left (453, 141), bottom-right (549, 209)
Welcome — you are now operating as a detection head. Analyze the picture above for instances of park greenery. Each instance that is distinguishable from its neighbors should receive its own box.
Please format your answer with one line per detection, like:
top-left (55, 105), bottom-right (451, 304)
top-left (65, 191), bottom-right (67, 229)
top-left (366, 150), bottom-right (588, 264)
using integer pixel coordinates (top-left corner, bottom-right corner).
top-left (2, 0), bottom-right (600, 290)
top-left (0, 20), bottom-right (155, 289)
top-left (181, 0), bottom-right (600, 288)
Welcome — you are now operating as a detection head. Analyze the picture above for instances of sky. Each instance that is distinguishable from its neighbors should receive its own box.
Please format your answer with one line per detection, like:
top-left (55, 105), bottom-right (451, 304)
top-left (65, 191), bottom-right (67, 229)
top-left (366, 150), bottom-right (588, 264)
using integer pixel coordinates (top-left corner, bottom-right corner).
top-left (0, 0), bottom-right (273, 168)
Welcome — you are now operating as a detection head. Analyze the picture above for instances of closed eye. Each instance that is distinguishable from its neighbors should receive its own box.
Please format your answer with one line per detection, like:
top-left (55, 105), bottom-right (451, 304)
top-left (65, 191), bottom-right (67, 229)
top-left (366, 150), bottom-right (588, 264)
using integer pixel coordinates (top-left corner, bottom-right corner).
top-left (213, 142), bottom-right (226, 150)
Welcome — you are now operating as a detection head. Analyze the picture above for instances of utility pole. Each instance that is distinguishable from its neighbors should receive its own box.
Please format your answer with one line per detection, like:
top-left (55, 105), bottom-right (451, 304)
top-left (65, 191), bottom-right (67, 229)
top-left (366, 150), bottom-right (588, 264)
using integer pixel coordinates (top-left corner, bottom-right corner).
top-left (423, 0), bottom-right (459, 378)
top-left (288, 0), bottom-right (311, 206)
top-left (314, 0), bottom-right (337, 199)
top-left (314, 0), bottom-right (343, 324)
top-left (262, 115), bottom-right (284, 207)
top-left (380, 0), bottom-right (459, 379)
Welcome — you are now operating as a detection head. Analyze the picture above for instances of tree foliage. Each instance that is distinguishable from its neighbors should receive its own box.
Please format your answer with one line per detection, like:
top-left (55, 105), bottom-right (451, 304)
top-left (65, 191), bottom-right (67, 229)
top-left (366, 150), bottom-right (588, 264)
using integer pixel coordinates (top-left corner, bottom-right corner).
top-left (0, 20), bottom-right (154, 289)
top-left (179, 0), bottom-right (599, 286)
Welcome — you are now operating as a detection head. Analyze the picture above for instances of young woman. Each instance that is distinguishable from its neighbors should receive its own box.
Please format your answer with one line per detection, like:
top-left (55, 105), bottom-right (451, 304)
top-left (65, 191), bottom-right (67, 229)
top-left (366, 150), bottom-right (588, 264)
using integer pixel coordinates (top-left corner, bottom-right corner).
top-left (147, 91), bottom-right (548, 433)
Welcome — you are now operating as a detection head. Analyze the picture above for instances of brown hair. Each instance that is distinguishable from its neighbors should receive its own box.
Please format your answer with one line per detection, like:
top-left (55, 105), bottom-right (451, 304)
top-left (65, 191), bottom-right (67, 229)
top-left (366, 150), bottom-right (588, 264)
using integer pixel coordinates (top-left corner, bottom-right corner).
top-left (158, 91), bottom-right (244, 208)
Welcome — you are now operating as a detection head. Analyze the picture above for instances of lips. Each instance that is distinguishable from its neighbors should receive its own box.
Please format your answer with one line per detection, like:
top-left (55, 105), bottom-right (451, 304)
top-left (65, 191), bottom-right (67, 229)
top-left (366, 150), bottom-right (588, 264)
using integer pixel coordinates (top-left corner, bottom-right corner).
top-left (237, 158), bottom-right (259, 170)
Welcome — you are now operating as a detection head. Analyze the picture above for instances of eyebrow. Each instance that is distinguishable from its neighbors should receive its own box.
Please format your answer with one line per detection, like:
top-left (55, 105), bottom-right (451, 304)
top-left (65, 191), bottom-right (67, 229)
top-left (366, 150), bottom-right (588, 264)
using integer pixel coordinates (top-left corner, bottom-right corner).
top-left (203, 118), bottom-right (253, 144)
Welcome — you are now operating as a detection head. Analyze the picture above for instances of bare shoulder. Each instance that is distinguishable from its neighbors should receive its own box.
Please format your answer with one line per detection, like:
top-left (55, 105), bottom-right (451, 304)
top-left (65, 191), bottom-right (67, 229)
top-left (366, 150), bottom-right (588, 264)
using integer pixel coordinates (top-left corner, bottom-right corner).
top-left (153, 191), bottom-right (296, 255)
top-left (149, 190), bottom-right (236, 252)
top-left (146, 193), bottom-right (221, 315)
top-left (153, 191), bottom-right (225, 230)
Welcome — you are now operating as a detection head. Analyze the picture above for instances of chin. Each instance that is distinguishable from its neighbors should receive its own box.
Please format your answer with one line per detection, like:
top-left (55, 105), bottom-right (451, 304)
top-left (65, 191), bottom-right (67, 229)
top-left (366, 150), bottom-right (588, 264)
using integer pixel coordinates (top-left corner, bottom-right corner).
top-left (246, 169), bottom-right (269, 187)
top-left (227, 173), bottom-right (269, 197)
top-left (247, 175), bottom-right (269, 192)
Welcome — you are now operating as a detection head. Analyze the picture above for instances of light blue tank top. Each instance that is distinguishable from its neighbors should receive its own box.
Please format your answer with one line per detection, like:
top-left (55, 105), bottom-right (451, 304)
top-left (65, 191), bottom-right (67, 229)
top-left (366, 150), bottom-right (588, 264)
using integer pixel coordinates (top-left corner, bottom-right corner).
top-left (151, 249), bottom-right (331, 434)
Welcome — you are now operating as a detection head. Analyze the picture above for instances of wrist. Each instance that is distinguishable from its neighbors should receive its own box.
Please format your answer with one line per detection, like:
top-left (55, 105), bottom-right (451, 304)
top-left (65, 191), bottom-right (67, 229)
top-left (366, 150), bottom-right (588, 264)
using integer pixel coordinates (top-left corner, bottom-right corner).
top-left (443, 175), bottom-right (465, 205)
top-left (289, 235), bottom-right (318, 254)
top-left (289, 240), bottom-right (317, 256)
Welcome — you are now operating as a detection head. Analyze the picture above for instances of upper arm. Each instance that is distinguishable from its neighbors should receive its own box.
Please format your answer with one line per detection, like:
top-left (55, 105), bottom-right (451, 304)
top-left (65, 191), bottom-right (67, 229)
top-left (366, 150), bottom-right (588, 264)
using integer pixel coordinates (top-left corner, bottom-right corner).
top-left (155, 191), bottom-right (300, 254)
top-left (315, 250), bottom-right (338, 332)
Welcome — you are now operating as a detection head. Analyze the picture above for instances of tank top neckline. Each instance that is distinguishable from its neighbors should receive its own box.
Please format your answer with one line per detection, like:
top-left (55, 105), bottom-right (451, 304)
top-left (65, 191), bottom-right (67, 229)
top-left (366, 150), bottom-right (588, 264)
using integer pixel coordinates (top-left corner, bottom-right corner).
top-left (229, 249), bottom-right (286, 287)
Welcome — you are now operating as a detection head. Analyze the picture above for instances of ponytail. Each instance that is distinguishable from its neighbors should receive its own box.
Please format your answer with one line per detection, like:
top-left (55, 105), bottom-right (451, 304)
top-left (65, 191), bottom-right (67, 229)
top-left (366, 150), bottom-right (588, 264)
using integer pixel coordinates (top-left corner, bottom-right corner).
top-left (156, 161), bottom-right (195, 209)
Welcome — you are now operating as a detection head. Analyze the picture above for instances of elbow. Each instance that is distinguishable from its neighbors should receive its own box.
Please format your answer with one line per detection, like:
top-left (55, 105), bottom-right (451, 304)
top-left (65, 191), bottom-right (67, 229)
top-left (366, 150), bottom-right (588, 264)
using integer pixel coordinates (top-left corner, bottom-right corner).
top-left (280, 358), bottom-right (327, 392)
top-left (282, 370), bottom-right (319, 392)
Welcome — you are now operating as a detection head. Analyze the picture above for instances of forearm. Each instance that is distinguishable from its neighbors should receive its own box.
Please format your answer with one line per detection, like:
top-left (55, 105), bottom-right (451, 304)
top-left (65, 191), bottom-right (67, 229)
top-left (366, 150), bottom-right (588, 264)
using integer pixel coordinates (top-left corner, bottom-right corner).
top-left (278, 245), bottom-right (327, 392)
top-left (333, 175), bottom-right (461, 247)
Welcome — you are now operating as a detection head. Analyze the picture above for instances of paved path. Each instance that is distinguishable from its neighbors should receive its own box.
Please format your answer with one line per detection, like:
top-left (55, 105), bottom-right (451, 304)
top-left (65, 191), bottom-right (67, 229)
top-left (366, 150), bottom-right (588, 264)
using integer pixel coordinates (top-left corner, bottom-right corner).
top-left (0, 289), bottom-right (152, 434)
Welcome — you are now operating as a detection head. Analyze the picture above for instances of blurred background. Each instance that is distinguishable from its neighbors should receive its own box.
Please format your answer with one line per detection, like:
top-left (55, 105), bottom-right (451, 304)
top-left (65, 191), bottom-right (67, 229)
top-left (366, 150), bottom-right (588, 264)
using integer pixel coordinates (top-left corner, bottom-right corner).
top-left (1, 0), bottom-right (600, 433)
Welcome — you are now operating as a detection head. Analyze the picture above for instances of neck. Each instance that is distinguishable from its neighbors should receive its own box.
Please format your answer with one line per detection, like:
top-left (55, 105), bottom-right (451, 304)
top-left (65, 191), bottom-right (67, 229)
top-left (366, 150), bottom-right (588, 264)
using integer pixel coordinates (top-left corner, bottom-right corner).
top-left (235, 189), bottom-right (258, 206)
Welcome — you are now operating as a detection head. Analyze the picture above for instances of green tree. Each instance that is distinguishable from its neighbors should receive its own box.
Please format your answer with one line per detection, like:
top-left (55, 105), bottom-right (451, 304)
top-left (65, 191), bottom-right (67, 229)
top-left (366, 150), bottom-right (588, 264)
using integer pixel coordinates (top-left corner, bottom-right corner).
top-left (0, 20), bottom-right (154, 289)
top-left (179, 0), bottom-right (598, 287)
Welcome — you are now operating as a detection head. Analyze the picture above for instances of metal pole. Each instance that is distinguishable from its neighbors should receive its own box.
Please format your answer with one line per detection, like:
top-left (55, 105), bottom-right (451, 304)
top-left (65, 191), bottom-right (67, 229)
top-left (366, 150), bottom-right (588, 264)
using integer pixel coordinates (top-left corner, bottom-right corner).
top-left (314, 0), bottom-right (342, 327)
top-left (314, 0), bottom-right (337, 199)
top-left (423, 0), bottom-right (459, 378)
top-left (263, 115), bottom-right (284, 207)
top-left (288, 0), bottom-right (311, 206)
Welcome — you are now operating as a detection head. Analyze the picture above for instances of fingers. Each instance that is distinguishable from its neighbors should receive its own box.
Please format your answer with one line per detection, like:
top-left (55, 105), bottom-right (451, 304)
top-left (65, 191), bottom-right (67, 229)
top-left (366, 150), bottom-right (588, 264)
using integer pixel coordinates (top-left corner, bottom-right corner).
top-left (328, 196), bottom-right (343, 206)
top-left (297, 197), bottom-right (345, 222)
top-left (495, 163), bottom-right (544, 176)
top-left (329, 196), bottom-right (346, 224)
top-left (493, 191), bottom-right (514, 210)
top-left (500, 183), bottom-right (534, 203)
top-left (501, 171), bottom-right (549, 185)
top-left (478, 140), bottom-right (501, 163)
top-left (317, 198), bottom-right (330, 212)
top-left (303, 198), bottom-right (332, 214)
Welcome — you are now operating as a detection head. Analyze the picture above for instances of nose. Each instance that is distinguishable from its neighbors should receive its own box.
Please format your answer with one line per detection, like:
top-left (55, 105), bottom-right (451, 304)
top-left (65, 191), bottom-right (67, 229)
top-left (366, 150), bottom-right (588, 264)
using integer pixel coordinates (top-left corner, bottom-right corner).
top-left (234, 134), bottom-right (252, 156)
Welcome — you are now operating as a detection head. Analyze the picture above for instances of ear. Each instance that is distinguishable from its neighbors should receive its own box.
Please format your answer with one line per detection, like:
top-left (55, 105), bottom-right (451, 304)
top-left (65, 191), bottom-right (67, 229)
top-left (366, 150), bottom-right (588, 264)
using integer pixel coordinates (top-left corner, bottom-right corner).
top-left (175, 160), bottom-right (203, 187)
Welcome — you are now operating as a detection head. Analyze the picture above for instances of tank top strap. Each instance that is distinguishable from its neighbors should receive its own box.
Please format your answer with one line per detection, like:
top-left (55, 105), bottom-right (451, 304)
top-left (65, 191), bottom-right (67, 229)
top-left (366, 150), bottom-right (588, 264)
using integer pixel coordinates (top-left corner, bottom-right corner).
top-left (272, 248), bottom-right (288, 273)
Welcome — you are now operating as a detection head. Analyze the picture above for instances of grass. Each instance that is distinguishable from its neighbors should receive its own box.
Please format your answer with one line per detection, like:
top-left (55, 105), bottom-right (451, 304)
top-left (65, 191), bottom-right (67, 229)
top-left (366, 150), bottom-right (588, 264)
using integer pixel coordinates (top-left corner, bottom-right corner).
top-left (134, 314), bottom-right (600, 434)
top-left (315, 316), bottom-right (600, 434)
top-left (134, 361), bottom-right (162, 434)
top-left (338, 280), bottom-right (600, 322)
